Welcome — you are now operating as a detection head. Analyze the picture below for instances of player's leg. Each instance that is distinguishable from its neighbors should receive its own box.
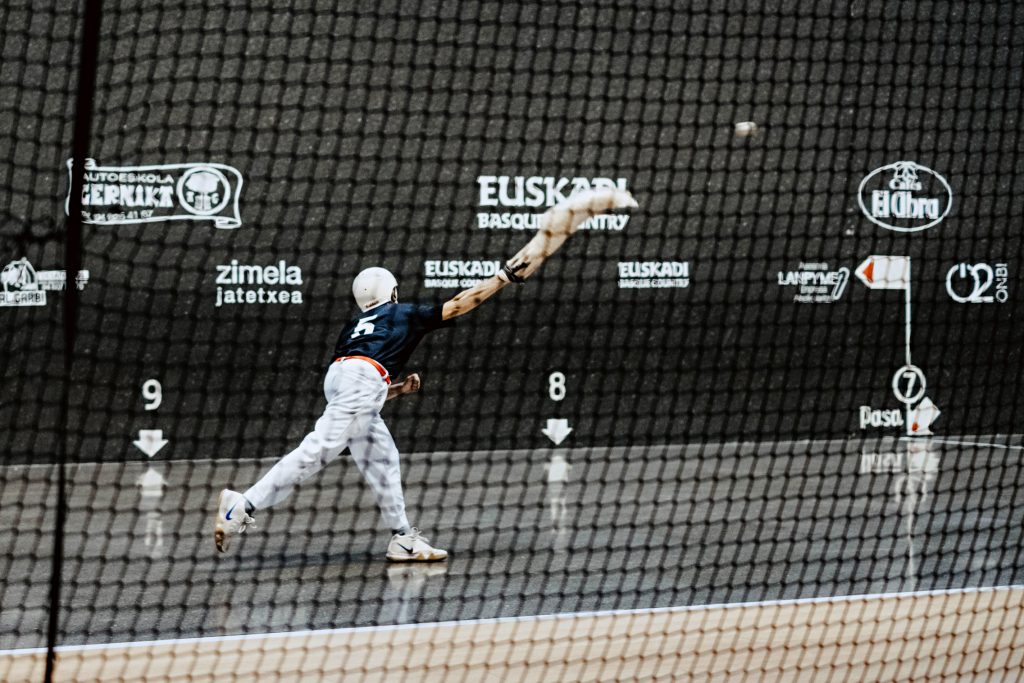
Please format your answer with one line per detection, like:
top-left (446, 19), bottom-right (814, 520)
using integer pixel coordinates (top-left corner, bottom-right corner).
top-left (215, 361), bottom-right (382, 552)
top-left (242, 412), bottom-right (367, 511)
top-left (346, 413), bottom-right (409, 532)
top-left (243, 362), bottom-right (383, 509)
top-left (348, 414), bottom-right (447, 561)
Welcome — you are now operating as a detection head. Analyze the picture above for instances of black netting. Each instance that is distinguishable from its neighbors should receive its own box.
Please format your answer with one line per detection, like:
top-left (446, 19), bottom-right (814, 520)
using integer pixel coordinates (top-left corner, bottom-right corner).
top-left (1, 2), bottom-right (1023, 681)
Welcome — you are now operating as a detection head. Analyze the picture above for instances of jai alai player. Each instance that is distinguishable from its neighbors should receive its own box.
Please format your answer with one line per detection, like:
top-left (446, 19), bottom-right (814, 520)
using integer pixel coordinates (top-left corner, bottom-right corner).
top-left (214, 187), bottom-right (637, 561)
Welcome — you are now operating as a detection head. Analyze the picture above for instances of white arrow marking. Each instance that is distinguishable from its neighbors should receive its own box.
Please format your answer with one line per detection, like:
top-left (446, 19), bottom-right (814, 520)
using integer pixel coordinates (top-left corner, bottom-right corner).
top-left (542, 418), bottom-right (573, 446)
top-left (133, 429), bottom-right (168, 458)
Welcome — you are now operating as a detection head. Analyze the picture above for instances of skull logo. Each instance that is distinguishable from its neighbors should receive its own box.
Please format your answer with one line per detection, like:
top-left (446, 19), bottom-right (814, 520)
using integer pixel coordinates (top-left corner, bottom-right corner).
top-left (177, 167), bottom-right (230, 216)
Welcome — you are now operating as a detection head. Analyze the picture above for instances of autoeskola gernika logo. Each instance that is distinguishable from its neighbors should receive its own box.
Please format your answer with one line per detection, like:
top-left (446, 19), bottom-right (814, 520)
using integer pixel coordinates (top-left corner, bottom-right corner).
top-left (214, 260), bottom-right (303, 307)
top-left (67, 159), bottom-right (244, 229)
top-left (617, 261), bottom-right (689, 289)
top-left (1, 257), bottom-right (89, 307)
top-left (946, 262), bottom-right (1009, 303)
top-left (776, 262), bottom-right (849, 303)
top-left (858, 161), bottom-right (952, 232)
top-left (477, 176), bottom-right (631, 231)
top-left (423, 260), bottom-right (500, 289)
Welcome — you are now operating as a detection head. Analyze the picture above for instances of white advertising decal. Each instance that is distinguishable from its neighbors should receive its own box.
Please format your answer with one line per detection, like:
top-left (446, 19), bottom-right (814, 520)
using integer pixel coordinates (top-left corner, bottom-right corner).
top-left (945, 263), bottom-right (1009, 303)
top-left (0, 258), bottom-right (89, 309)
top-left (477, 175), bottom-right (631, 231)
top-left (777, 262), bottom-right (849, 303)
top-left (859, 406), bottom-right (904, 429)
top-left (423, 260), bottom-right (500, 289)
top-left (67, 159), bottom-right (244, 229)
top-left (858, 161), bottom-right (952, 232)
top-left (617, 261), bottom-right (689, 289)
top-left (0, 257), bottom-right (88, 307)
top-left (214, 260), bottom-right (303, 307)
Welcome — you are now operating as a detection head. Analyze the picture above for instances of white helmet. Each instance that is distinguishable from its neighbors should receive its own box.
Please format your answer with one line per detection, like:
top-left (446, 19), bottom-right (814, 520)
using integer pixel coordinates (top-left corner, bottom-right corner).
top-left (352, 267), bottom-right (398, 311)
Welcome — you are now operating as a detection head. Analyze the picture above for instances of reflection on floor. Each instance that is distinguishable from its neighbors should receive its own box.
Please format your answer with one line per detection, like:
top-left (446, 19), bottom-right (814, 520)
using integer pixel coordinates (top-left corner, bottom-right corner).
top-left (382, 564), bottom-right (450, 625)
top-left (136, 466), bottom-right (168, 560)
top-left (545, 453), bottom-right (572, 551)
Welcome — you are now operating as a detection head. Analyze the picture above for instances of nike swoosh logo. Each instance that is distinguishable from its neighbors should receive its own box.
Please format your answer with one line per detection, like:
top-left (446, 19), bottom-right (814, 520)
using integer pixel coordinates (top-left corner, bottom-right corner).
top-left (225, 503), bottom-right (236, 521)
top-left (398, 543), bottom-right (414, 553)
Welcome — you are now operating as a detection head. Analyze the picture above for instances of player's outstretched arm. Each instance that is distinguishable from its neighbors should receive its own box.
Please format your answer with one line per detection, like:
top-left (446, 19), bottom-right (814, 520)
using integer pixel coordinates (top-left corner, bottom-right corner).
top-left (387, 372), bottom-right (421, 401)
top-left (440, 189), bottom-right (636, 321)
top-left (441, 273), bottom-right (513, 320)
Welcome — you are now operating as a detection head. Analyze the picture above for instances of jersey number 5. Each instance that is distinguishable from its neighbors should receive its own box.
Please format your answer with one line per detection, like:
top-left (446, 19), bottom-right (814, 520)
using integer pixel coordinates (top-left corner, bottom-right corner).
top-left (351, 315), bottom-right (378, 339)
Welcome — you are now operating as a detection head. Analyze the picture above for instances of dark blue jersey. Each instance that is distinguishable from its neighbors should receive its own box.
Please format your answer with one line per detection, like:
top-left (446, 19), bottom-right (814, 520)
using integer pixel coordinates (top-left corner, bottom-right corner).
top-left (332, 302), bottom-right (453, 377)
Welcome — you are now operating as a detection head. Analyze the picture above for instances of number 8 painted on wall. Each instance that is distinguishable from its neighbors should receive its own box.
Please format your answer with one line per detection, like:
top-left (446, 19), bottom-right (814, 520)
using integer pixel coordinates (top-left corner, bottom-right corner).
top-left (549, 372), bottom-right (566, 401)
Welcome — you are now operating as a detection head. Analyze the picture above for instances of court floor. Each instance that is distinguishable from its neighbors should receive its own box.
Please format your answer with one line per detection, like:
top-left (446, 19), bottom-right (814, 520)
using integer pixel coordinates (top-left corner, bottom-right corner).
top-left (2, 434), bottom-right (1021, 656)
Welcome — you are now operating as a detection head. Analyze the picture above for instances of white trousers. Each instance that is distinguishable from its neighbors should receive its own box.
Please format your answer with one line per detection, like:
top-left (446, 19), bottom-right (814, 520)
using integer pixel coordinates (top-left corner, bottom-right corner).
top-left (244, 359), bottom-right (411, 532)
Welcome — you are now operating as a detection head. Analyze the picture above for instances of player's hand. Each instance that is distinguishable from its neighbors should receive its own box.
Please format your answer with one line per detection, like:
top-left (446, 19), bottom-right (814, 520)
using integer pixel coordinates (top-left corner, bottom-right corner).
top-left (498, 261), bottom-right (528, 284)
top-left (403, 373), bottom-right (422, 394)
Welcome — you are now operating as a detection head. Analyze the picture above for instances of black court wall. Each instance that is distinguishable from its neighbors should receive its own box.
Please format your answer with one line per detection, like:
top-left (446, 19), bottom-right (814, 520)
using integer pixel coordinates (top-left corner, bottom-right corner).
top-left (1, 2), bottom-right (1022, 463)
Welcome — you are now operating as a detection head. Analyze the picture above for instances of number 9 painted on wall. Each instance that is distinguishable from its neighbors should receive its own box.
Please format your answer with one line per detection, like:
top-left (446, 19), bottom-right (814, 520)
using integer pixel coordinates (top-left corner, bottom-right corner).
top-left (143, 379), bottom-right (162, 411)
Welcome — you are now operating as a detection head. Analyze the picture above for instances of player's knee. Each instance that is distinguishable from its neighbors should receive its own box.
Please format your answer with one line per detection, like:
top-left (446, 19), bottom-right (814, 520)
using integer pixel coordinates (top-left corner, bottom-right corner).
top-left (296, 440), bottom-right (326, 466)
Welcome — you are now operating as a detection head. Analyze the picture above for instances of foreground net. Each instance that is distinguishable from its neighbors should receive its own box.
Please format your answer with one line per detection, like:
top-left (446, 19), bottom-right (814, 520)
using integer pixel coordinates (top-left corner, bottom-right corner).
top-left (1, 1), bottom-right (1022, 681)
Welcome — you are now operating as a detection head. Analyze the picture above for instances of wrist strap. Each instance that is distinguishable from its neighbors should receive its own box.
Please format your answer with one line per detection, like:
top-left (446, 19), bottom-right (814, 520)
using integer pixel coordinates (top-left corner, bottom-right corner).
top-left (501, 262), bottom-right (527, 284)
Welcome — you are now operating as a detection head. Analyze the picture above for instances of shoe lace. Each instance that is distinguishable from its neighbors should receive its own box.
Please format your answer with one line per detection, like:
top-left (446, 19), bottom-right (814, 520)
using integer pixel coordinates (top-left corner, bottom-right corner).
top-left (407, 527), bottom-right (429, 543)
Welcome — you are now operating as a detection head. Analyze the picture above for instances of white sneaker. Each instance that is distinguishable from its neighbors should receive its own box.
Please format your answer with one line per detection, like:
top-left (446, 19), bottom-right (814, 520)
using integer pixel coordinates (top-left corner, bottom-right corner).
top-left (386, 528), bottom-right (448, 562)
top-left (214, 489), bottom-right (255, 553)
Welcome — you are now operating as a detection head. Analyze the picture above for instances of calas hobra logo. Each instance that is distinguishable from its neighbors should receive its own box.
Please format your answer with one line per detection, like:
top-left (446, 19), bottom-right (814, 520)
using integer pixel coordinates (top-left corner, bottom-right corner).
top-left (858, 161), bottom-right (952, 233)
top-left (66, 159), bottom-right (244, 229)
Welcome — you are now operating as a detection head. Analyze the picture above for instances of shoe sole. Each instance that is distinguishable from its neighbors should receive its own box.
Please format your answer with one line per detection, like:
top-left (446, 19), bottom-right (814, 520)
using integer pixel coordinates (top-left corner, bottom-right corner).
top-left (386, 551), bottom-right (448, 562)
top-left (214, 527), bottom-right (229, 553)
top-left (215, 490), bottom-right (231, 553)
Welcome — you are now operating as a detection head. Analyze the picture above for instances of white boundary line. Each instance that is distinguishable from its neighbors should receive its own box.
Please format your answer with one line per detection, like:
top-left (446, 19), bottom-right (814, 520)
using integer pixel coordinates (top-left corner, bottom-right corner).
top-left (1, 583), bottom-right (1021, 658)
top-left (4, 435), bottom-right (1023, 469)
top-left (907, 437), bottom-right (1024, 451)
top-left (1, 438), bottom-right (837, 468)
